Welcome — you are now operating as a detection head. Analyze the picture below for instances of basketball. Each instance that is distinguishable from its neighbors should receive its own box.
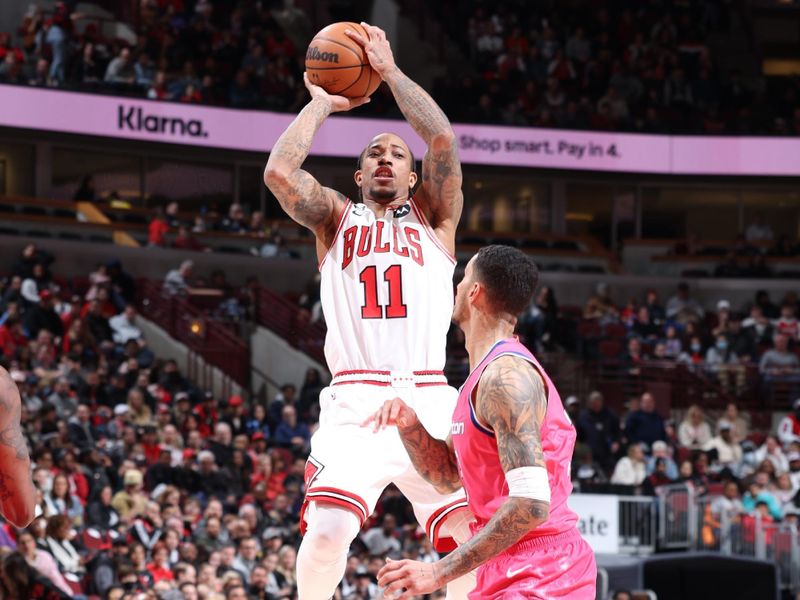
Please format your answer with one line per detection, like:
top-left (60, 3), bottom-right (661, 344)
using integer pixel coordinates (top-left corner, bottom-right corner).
top-left (305, 22), bottom-right (381, 99)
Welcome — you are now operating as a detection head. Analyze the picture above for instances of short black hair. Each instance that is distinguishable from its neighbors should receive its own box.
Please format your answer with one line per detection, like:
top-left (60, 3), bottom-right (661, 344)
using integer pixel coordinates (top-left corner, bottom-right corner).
top-left (472, 245), bottom-right (538, 316)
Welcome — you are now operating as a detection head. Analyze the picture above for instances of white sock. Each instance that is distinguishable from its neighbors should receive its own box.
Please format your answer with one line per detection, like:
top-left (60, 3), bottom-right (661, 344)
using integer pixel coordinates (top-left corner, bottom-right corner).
top-left (442, 510), bottom-right (477, 600)
top-left (296, 504), bottom-right (361, 600)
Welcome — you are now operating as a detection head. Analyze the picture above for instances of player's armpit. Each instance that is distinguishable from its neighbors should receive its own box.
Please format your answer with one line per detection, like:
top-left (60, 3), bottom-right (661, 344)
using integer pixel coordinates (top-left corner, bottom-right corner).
top-left (0, 370), bottom-right (36, 527)
top-left (475, 356), bottom-right (548, 473)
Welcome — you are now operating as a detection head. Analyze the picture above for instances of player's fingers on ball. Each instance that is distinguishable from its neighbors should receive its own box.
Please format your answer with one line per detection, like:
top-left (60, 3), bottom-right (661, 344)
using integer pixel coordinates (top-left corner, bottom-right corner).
top-left (344, 28), bottom-right (367, 46)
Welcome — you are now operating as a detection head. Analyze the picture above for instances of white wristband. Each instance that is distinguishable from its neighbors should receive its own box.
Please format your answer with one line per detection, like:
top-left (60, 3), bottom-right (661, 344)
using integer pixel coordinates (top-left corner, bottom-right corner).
top-left (506, 466), bottom-right (551, 503)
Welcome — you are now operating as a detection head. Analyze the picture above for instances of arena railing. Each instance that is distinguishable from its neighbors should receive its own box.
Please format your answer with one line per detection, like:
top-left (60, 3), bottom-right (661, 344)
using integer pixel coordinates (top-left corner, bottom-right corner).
top-left (253, 284), bottom-right (326, 365)
top-left (137, 279), bottom-right (250, 390)
top-left (651, 482), bottom-right (800, 595)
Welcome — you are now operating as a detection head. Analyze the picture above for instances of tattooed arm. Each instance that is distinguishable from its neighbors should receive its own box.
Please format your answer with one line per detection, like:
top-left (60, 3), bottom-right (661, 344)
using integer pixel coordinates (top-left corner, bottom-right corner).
top-left (347, 24), bottom-right (463, 250)
top-left (264, 76), bottom-right (369, 252)
top-left (0, 367), bottom-right (36, 527)
top-left (378, 357), bottom-right (550, 595)
top-left (363, 397), bottom-right (461, 494)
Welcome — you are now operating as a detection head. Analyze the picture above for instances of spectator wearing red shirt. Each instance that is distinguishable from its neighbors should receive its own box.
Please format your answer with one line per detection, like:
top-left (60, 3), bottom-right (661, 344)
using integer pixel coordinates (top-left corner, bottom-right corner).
top-left (0, 316), bottom-right (28, 358)
top-left (148, 207), bottom-right (170, 247)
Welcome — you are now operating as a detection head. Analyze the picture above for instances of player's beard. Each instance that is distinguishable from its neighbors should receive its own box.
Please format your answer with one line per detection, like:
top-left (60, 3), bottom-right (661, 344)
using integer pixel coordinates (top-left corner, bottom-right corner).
top-left (367, 183), bottom-right (399, 202)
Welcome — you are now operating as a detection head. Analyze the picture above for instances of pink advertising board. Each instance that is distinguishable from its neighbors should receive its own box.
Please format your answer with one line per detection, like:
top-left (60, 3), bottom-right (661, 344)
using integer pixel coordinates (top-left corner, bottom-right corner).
top-left (1, 84), bottom-right (799, 176)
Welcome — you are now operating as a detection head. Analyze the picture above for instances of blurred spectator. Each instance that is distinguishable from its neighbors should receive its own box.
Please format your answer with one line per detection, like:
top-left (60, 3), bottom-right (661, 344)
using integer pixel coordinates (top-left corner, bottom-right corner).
top-left (104, 47), bottom-right (135, 84)
top-left (109, 305), bottom-right (142, 344)
top-left (17, 531), bottom-right (73, 597)
top-left (678, 404), bottom-right (712, 450)
top-left (646, 440), bottom-right (678, 480)
top-left (624, 392), bottom-right (666, 446)
top-left (576, 390), bottom-right (620, 471)
top-left (705, 334), bottom-right (745, 394)
top-left (361, 514), bottom-right (401, 557)
top-left (274, 406), bottom-right (309, 453)
top-left (718, 403), bottom-right (750, 443)
top-left (710, 481), bottom-right (745, 522)
top-left (45, 514), bottom-right (85, 577)
top-left (774, 303), bottom-right (799, 342)
top-left (164, 260), bottom-right (194, 296)
top-left (759, 333), bottom-right (800, 388)
top-left (173, 225), bottom-right (208, 252)
top-left (777, 398), bottom-right (800, 447)
top-left (745, 213), bottom-right (774, 243)
top-left (24, 290), bottom-right (63, 338)
top-left (72, 175), bottom-right (96, 202)
top-left (610, 444), bottom-right (647, 486)
top-left (148, 207), bottom-right (170, 248)
top-left (703, 422), bottom-right (743, 469)
top-left (666, 282), bottom-right (704, 325)
top-left (0, 551), bottom-right (70, 599)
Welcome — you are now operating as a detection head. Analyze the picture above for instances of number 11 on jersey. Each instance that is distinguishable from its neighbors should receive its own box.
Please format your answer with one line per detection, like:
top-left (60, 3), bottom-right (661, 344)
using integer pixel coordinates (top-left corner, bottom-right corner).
top-left (359, 265), bottom-right (407, 319)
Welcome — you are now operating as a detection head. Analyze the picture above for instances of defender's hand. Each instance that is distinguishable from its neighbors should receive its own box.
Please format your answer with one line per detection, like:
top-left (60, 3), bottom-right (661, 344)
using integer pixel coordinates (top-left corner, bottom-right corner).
top-left (303, 72), bottom-right (370, 113)
top-left (378, 558), bottom-right (443, 597)
top-left (345, 22), bottom-right (396, 78)
top-left (362, 397), bottom-right (419, 433)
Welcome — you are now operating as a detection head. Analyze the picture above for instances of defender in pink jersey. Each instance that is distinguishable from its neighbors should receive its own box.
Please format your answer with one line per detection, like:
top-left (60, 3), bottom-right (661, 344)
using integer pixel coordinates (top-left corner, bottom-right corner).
top-left (368, 246), bottom-right (596, 598)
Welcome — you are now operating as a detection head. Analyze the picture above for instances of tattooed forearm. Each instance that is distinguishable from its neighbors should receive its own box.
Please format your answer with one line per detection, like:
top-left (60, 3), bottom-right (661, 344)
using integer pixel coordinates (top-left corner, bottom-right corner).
top-left (437, 497), bottom-right (549, 583)
top-left (383, 67), bottom-right (452, 143)
top-left (264, 98), bottom-right (343, 231)
top-left (432, 357), bottom-right (551, 584)
top-left (477, 357), bottom-right (548, 472)
top-left (398, 422), bottom-right (461, 494)
top-left (268, 97), bottom-right (331, 171)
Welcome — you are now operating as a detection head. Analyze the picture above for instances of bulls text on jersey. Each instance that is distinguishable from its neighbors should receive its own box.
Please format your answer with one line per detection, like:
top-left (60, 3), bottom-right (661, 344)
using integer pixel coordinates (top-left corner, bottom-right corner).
top-left (341, 222), bottom-right (424, 269)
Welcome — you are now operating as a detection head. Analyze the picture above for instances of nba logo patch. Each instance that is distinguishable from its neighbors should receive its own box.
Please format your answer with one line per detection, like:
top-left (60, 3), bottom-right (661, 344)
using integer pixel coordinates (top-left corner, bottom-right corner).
top-left (393, 204), bottom-right (411, 218)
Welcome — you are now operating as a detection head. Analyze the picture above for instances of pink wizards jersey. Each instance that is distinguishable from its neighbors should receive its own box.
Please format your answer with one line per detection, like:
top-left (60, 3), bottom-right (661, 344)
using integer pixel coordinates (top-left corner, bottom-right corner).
top-left (319, 198), bottom-right (456, 374)
top-left (451, 338), bottom-right (578, 540)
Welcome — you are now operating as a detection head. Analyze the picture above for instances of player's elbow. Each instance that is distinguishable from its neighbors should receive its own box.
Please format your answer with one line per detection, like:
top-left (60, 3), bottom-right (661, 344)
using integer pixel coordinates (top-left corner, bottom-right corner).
top-left (263, 164), bottom-right (288, 193)
top-left (4, 500), bottom-right (35, 528)
top-left (430, 131), bottom-right (456, 153)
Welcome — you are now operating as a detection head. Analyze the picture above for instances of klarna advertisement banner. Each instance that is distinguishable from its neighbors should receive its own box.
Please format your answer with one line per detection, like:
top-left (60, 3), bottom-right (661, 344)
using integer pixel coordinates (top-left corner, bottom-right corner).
top-left (2, 84), bottom-right (799, 176)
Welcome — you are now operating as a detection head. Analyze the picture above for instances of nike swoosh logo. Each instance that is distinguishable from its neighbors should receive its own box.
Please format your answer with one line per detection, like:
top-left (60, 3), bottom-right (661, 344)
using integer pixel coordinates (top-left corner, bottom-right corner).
top-left (506, 565), bottom-right (531, 578)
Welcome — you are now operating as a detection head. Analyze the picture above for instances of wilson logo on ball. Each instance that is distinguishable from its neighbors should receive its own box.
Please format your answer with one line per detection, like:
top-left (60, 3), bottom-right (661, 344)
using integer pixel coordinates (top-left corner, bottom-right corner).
top-left (306, 46), bottom-right (340, 63)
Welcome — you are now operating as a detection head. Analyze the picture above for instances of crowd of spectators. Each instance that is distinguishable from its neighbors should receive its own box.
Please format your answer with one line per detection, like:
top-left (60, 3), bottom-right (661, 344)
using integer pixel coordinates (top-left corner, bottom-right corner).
top-left (2, 1), bottom-right (799, 135)
top-left (512, 279), bottom-right (800, 401)
top-left (0, 245), bottom-right (449, 600)
top-left (145, 200), bottom-right (295, 260)
top-left (430, 0), bottom-right (800, 135)
top-left (570, 385), bottom-right (800, 527)
top-left (0, 1), bottom-right (309, 113)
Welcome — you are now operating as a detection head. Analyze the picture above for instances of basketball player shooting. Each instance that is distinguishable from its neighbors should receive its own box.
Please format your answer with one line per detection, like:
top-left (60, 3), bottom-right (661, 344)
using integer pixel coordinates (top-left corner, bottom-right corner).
top-left (0, 368), bottom-right (37, 528)
top-left (366, 246), bottom-right (597, 599)
top-left (265, 22), bottom-right (474, 600)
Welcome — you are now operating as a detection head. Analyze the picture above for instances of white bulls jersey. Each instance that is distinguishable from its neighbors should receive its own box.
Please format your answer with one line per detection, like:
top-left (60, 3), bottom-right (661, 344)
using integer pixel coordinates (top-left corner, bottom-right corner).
top-left (319, 198), bottom-right (456, 374)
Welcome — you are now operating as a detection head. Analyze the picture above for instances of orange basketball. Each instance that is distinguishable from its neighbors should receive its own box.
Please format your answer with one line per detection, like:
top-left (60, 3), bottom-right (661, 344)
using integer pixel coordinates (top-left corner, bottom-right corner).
top-left (305, 22), bottom-right (381, 99)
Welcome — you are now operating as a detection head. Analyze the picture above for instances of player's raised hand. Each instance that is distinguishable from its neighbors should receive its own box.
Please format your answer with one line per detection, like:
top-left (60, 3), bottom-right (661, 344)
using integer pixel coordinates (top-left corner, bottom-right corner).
top-left (362, 397), bottom-right (418, 433)
top-left (344, 22), bottom-right (396, 78)
top-left (378, 558), bottom-right (442, 598)
top-left (303, 72), bottom-right (370, 113)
